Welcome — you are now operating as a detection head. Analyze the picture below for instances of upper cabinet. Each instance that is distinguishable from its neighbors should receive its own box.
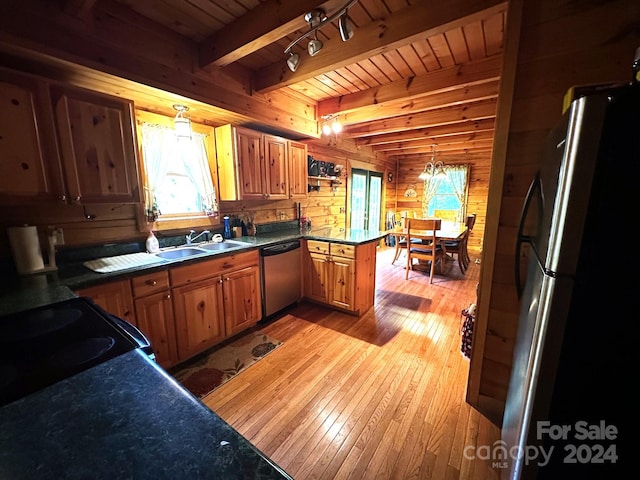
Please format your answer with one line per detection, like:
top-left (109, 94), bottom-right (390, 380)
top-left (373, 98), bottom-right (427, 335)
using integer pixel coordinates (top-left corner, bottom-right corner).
top-left (51, 86), bottom-right (140, 204)
top-left (0, 68), bottom-right (65, 203)
top-left (0, 68), bottom-right (141, 205)
top-left (215, 124), bottom-right (307, 201)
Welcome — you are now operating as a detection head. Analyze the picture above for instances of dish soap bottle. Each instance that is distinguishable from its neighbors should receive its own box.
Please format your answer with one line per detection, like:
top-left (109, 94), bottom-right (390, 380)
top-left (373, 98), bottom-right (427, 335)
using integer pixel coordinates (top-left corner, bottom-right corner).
top-left (146, 230), bottom-right (160, 253)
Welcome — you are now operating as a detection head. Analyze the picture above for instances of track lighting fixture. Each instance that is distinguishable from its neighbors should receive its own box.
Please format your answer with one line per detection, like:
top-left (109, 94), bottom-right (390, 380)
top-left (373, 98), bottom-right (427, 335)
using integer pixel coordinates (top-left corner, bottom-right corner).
top-left (284, 0), bottom-right (358, 72)
top-left (173, 104), bottom-right (191, 139)
top-left (321, 114), bottom-right (342, 136)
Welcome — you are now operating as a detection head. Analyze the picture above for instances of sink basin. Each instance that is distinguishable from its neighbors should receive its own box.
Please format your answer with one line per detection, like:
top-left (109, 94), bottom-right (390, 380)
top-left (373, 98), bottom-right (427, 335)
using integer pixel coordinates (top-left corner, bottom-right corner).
top-left (199, 241), bottom-right (246, 251)
top-left (155, 247), bottom-right (206, 259)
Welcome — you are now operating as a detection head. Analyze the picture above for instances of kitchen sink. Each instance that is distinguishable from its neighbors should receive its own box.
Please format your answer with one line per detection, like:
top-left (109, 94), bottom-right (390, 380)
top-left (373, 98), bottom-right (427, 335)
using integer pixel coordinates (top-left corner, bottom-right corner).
top-left (155, 247), bottom-right (207, 259)
top-left (199, 240), bottom-right (250, 251)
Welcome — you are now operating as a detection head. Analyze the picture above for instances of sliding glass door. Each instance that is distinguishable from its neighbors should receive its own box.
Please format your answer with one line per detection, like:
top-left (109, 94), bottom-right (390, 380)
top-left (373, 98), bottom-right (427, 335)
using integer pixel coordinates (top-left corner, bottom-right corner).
top-left (350, 169), bottom-right (383, 231)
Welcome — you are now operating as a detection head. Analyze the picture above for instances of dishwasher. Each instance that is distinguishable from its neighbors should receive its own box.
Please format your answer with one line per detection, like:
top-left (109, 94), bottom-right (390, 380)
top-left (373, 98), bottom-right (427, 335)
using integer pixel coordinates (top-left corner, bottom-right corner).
top-left (260, 240), bottom-right (302, 318)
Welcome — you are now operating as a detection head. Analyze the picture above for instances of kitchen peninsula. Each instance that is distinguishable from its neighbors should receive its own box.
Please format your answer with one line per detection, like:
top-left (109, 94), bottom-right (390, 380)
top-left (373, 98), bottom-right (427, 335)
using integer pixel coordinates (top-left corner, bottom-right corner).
top-left (0, 226), bottom-right (386, 480)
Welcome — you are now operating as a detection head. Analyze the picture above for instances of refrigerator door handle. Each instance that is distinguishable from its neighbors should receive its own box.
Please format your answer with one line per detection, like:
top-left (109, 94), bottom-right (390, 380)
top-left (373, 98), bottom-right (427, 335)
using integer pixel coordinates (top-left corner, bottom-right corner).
top-left (515, 172), bottom-right (543, 298)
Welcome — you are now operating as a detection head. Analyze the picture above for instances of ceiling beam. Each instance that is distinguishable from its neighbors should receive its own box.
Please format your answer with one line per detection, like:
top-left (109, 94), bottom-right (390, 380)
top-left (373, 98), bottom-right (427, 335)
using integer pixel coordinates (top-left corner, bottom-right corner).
top-left (318, 56), bottom-right (501, 117)
top-left (254, 0), bottom-right (507, 92)
top-left (355, 119), bottom-right (496, 146)
top-left (371, 130), bottom-right (495, 152)
top-left (344, 99), bottom-right (497, 137)
top-left (198, 0), bottom-right (339, 68)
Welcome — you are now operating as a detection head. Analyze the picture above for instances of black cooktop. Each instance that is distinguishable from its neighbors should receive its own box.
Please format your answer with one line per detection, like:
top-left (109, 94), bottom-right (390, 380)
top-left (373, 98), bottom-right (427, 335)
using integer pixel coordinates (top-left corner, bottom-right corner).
top-left (0, 297), bottom-right (139, 407)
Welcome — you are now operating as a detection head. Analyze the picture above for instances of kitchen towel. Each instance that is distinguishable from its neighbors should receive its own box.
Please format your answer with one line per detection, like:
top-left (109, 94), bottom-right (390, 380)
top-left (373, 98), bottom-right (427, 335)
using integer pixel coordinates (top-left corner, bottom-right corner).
top-left (7, 225), bottom-right (45, 274)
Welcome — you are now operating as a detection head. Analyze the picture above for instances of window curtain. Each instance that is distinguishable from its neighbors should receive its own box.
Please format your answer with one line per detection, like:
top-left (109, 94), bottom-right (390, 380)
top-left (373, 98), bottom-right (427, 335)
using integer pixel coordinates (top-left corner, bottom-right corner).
top-left (444, 164), bottom-right (469, 221)
top-left (141, 123), bottom-right (218, 221)
top-left (179, 133), bottom-right (218, 216)
top-left (421, 176), bottom-right (443, 218)
top-left (141, 123), bottom-right (178, 221)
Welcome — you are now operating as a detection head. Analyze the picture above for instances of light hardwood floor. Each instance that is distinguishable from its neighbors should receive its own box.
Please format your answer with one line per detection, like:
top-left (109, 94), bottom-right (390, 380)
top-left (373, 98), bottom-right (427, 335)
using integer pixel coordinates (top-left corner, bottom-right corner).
top-left (202, 246), bottom-right (501, 480)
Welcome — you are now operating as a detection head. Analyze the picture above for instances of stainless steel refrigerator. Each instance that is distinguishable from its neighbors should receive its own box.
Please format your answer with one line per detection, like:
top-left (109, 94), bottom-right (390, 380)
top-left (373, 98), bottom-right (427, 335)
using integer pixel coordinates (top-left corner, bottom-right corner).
top-left (502, 83), bottom-right (636, 479)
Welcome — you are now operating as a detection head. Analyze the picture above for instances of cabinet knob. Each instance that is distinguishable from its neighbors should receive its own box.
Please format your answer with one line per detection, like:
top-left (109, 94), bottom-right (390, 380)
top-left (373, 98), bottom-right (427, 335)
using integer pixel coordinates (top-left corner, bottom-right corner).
top-left (165, 294), bottom-right (171, 300)
top-left (146, 280), bottom-right (157, 286)
top-left (72, 195), bottom-right (81, 203)
top-left (59, 195), bottom-right (67, 202)
top-left (218, 278), bottom-right (224, 284)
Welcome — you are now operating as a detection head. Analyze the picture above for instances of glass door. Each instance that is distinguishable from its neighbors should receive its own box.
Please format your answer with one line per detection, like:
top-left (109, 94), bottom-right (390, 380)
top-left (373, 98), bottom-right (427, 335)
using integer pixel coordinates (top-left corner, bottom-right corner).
top-left (350, 169), bottom-right (383, 230)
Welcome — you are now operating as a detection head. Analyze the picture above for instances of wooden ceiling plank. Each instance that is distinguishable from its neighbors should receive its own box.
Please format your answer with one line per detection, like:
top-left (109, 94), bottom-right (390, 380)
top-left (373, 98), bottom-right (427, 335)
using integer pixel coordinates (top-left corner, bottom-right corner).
top-left (355, 118), bottom-right (496, 145)
top-left (369, 53), bottom-right (404, 82)
top-left (412, 39), bottom-right (442, 71)
top-left (427, 34), bottom-right (456, 68)
top-left (483, 11), bottom-right (505, 57)
top-left (343, 99), bottom-right (497, 136)
top-left (341, 81), bottom-right (499, 124)
top-left (318, 55), bottom-right (500, 116)
top-left (254, 0), bottom-right (507, 92)
top-left (445, 27), bottom-right (471, 64)
top-left (396, 44), bottom-right (428, 76)
top-left (371, 130), bottom-right (495, 151)
top-left (464, 20), bottom-right (488, 60)
top-left (198, 0), bottom-right (333, 68)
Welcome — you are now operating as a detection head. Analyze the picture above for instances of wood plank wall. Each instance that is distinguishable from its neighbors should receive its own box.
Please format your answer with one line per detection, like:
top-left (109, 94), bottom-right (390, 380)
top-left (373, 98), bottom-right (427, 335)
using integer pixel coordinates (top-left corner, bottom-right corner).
top-left (394, 152), bottom-right (491, 254)
top-left (468, 0), bottom-right (640, 425)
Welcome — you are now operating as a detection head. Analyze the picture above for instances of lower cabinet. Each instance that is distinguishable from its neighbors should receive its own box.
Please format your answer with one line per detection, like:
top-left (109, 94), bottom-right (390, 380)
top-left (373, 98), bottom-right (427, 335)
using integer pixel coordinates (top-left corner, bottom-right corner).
top-left (77, 249), bottom-right (262, 368)
top-left (131, 271), bottom-right (178, 369)
top-left (172, 276), bottom-right (226, 361)
top-left (76, 278), bottom-right (136, 326)
top-left (170, 250), bottom-right (262, 362)
top-left (303, 239), bottom-right (376, 315)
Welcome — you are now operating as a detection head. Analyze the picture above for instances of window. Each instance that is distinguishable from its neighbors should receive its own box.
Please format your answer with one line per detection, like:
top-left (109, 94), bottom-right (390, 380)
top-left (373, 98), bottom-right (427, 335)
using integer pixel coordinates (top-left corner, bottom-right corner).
top-left (421, 164), bottom-right (469, 222)
top-left (136, 111), bottom-right (219, 231)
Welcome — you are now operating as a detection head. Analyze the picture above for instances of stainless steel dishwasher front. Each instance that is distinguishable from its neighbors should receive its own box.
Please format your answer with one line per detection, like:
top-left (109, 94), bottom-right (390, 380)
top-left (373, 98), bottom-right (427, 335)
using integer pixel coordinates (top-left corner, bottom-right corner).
top-left (260, 240), bottom-right (302, 318)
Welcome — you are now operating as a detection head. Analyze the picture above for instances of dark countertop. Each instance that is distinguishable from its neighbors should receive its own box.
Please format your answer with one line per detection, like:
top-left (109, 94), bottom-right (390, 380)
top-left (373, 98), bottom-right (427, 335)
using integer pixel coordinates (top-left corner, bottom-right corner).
top-left (0, 349), bottom-right (293, 480)
top-left (0, 227), bottom-right (387, 316)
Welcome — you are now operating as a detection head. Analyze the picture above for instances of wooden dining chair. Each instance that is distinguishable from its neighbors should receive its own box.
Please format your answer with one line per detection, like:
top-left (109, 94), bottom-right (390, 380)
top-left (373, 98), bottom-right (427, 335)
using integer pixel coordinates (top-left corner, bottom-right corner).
top-left (405, 218), bottom-right (446, 283)
top-left (392, 214), bottom-right (421, 264)
top-left (444, 227), bottom-right (470, 273)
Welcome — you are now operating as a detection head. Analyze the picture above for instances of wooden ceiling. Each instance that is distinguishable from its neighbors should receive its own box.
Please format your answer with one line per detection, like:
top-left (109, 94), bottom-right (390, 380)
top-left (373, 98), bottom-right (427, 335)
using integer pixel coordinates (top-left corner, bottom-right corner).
top-left (1, 0), bottom-right (506, 159)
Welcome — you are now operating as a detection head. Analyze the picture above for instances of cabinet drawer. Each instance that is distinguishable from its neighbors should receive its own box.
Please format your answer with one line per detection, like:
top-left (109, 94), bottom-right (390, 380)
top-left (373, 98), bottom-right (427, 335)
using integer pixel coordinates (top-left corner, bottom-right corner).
top-left (330, 243), bottom-right (355, 259)
top-left (132, 270), bottom-right (170, 297)
top-left (307, 240), bottom-right (330, 255)
top-left (170, 250), bottom-right (259, 286)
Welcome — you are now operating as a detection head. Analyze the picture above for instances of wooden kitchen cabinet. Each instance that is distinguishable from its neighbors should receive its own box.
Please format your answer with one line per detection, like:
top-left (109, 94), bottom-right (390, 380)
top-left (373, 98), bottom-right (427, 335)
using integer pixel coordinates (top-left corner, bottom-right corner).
top-left (0, 68), bottom-right (65, 204)
top-left (51, 85), bottom-right (140, 204)
top-left (172, 275), bottom-right (226, 361)
top-left (76, 278), bottom-right (136, 325)
top-left (223, 265), bottom-right (262, 336)
top-left (303, 240), bottom-right (376, 315)
top-left (132, 271), bottom-right (178, 368)
top-left (288, 140), bottom-right (308, 198)
top-left (215, 124), bottom-right (302, 201)
top-left (170, 250), bottom-right (261, 361)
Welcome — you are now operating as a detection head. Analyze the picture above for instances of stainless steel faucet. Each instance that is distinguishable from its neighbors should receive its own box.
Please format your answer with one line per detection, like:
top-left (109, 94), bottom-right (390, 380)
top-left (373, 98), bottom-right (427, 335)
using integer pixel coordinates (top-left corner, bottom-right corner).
top-left (185, 229), bottom-right (210, 245)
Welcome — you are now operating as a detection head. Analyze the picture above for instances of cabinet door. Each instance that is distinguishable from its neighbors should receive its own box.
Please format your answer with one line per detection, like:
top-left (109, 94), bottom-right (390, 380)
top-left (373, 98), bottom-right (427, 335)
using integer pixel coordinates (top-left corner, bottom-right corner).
top-left (76, 279), bottom-right (136, 325)
top-left (172, 277), bottom-right (225, 360)
top-left (264, 134), bottom-right (288, 199)
top-left (134, 291), bottom-right (178, 368)
top-left (329, 256), bottom-right (356, 311)
top-left (223, 265), bottom-right (262, 336)
top-left (288, 140), bottom-right (307, 198)
top-left (0, 69), bottom-right (65, 203)
top-left (236, 127), bottom-right (265, 199)
top-left (304, 252), bottom-right (330, 304)
top-left (52, 86), bottom-right (140, 204)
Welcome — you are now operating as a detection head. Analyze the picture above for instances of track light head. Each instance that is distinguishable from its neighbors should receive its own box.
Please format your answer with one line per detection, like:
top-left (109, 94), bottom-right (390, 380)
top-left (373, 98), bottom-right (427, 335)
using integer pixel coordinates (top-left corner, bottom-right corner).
top-left (339, 13), bottom-right (354, 41)
top-left (287, 52), bottom-right (300, 72)
top-left (308, 36), bottom-right (323, 56)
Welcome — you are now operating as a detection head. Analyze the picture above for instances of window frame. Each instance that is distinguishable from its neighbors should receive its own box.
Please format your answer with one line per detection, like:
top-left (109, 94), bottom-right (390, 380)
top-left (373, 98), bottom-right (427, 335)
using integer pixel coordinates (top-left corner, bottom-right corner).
top-left (135, 109), bottom-right (220, 234)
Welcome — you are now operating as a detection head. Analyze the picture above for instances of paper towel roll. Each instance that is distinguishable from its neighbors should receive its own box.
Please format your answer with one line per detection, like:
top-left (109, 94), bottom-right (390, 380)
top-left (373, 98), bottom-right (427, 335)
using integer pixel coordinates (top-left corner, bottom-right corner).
top-left (7, 225), bottom-right (45, 275)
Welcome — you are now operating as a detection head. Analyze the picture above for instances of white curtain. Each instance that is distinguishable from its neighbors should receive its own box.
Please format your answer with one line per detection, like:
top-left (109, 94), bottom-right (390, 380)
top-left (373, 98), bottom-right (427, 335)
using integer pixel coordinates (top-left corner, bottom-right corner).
top-left (141, 123), bottom-right (177, 221)
top-left (141, 123), bottom-right (218, 221)
top-left (179, 133), bottom-right (218, 216)
top-left (444, 165), bottom-right (469, 221)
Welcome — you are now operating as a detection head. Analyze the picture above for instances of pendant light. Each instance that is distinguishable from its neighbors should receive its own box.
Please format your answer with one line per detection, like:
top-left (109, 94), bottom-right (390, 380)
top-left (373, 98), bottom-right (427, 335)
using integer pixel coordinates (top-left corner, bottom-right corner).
top-left (173, 105), bottom-right (191, 139)
top-left (418, 145), bottom-right (446, 180)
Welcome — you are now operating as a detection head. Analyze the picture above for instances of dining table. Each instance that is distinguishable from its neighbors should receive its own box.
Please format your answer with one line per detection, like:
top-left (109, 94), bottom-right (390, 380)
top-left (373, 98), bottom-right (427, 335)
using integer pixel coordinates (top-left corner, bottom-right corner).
top-left (386, 220), bottom-right (468, 269)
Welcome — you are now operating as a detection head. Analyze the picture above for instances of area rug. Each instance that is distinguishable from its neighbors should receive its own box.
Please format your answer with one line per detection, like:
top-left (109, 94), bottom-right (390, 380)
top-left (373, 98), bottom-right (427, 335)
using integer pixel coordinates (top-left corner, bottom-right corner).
top-left (172, 331), bottom-right (282, 398)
